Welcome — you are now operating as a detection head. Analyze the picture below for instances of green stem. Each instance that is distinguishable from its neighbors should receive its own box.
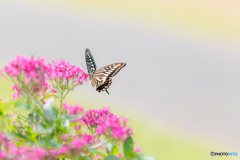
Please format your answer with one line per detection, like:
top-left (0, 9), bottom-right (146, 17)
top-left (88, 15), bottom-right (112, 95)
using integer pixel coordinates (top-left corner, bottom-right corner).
top-left (91, 131), bottom-right (94, 145)
top-left (60, 91), bottom-right (63, 114)
top-left (18, 116), bottom-right (27, 123)
top-left (59, 89), bottom-right (70, 115)
top-left (62, 89), bottom-right (70, 99)
top-left (94, 134), bottom-right (101, 145)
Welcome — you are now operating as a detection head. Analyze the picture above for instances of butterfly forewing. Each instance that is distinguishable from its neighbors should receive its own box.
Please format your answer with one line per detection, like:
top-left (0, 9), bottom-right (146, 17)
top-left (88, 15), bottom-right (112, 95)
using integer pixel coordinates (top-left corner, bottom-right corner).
top-left (85, 48), bottom-right (97, 74)
top-left (94, 63), bottom-right (126, 78)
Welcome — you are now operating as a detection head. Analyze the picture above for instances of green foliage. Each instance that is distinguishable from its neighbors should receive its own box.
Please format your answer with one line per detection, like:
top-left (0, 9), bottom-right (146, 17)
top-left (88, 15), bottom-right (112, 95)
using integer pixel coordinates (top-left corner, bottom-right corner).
top-left (104, 155), bottom-right (119, 160)
top-left (124, 136), bottom-right (134, 156)
top-left (0, 97), bottom-right (154, 159)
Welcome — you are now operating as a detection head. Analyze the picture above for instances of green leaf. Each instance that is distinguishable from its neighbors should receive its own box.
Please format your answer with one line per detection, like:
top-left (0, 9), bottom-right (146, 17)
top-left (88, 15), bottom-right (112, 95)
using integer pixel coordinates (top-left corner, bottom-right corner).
top-left (11, 132), bottom-right (31, 142)
top-left (95, 151), bottom-right (107, 158)
top-left (36, 123), bottom-right (45, 133)
top-left (86, 146), bottom-right (106, 157)
top-left (61, 114), bottom-right (84, 121)
top-left (92, 141), bottom-right (104, 149)
top-left (104, 155), bottom-right (118, 160)
top-left (123, 136), bottom-right (134, 156)
top-left (14, 101), bottom-right (33, 113)
top-left (25, 126), bottom-right (33, 133)
top-left (129, 151), bottom-right (141, 159)
top-left (69, 122), bottom-right (79, 128)
top-left (14, 141), bottom-right (26, 147)
top-left (109, 146), bottom-right (118, 156)
top-left (48, 138), bottom-right (62, 148)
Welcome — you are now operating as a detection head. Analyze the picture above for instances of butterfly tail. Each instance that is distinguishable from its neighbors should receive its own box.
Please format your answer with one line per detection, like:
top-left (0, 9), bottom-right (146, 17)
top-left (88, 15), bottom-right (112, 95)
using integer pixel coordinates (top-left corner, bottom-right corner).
top-left (105, 89), bottom-right (110, 95)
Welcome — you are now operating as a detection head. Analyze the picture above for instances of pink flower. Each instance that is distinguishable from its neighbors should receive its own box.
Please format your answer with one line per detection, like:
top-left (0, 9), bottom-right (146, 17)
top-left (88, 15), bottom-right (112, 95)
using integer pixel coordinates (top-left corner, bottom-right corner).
top-left (116, 154), bottom-right (123, 158)
top-left (60, 133), bottom-right (72, 141)
top-left (0, 151), bottom-right (7, 158)
top-left (12, 92), bottom-right (19, 100)
top-left (58, 145), bottom-right (68, 154)
top-left (79, 133), bottom-right (97, 144)
top-left (0, 132), bottom-right (3, 141)
top-left (62, 103), bottom-right (84, 115)
top-left (70, 137), bottom-right (87, 148)
top-left (19, 146), bottom-right (28, 155)
top-left (33, 148), bottom-right (47, 157)
top-left (8, 143), bottom-right (18, 155)
top-left (1, 56), bottom-right (51, 99)
top-left (82, 107), bottom-right (113, 128)
top-left (95, 116), bottom-right (133, 141)
top-left (12, 85), bottom-right (19, 91)
top-left (133, 147), bottom-right (142, 152)
top-left (48, 60), bottom-right (88, 87)
top-left (50, 148), bottom-right (57, 156)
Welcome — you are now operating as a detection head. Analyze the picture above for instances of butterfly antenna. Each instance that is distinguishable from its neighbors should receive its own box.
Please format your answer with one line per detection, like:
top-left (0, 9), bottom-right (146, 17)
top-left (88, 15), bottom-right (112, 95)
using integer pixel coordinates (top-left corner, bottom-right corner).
top-left (80, 63), bottom-right (87, 73)
top-left (106, 89), bottom-right (110, 95)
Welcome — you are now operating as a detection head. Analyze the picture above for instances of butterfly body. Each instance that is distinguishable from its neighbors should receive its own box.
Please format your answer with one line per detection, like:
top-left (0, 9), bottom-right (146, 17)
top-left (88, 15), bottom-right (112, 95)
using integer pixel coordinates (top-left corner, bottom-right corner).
top-left (85, 48), bottom-right (126, 94)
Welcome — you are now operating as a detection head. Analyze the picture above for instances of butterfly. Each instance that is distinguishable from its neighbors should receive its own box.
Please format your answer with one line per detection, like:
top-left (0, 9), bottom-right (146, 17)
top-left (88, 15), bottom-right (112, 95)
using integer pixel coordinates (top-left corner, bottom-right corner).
top-left (85, 48), bottom-right (126, 94)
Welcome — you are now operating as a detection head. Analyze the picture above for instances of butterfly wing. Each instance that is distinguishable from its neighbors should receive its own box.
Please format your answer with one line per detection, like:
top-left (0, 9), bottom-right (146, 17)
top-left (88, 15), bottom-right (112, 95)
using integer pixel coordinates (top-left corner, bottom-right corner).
top-left (85, 48), bottom-right (97, 75)
top-left (94, 63), bottom-right (126, 79)
top-left (92, 63), bottom-right (126, 93)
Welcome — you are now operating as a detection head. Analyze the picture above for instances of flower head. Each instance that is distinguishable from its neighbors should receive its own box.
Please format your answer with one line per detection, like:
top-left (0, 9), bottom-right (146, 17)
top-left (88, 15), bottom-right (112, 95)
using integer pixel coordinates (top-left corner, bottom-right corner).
top-left (62, 103), bottom-right (84, 115)
top-left (58, 145), bottom-right (68, 154)
top-left (82, 107), bottom-right (113, 129)
top-left (48, 60), bottom-right (88, 88)
top-left (1, 56), bottom-right (51, 100)
top-left (96, 116), bottom-right (133, 141)
top-left (133, 147), bottom-right (142, 152)
top-left (47, 60), bottom-right (88, 114)
top-left (33, 148), bottom-right (47, 157)
top-left (70, 137), bottom-right (87, 149)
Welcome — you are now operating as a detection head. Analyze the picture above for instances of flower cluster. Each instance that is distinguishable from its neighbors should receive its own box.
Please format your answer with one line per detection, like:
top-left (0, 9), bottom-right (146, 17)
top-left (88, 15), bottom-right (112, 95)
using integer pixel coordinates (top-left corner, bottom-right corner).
top-left (0, 132), bottom-right (92, 160)
top-left (82, 107), bottom-right (113, 128)
top-left (80, 107), bottom-right (133, 141)
top-left (48, 60), bottom-right (88, 88)
top-left (62, 103), bottom-right (84, 115)
top-left (96, 116), bottom-right (133, 141)
top-left (0, 55), bottom-right (150, 160)
top-left (47, 60), bottom-right (88, 113)
top-left (0, 56), bottom-right (51, 100)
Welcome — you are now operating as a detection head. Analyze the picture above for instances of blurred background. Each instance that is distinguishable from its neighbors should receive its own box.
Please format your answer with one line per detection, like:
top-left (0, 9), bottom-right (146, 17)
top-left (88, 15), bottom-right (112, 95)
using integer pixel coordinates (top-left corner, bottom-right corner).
top-left (0, 0), bottom-right (240, 159)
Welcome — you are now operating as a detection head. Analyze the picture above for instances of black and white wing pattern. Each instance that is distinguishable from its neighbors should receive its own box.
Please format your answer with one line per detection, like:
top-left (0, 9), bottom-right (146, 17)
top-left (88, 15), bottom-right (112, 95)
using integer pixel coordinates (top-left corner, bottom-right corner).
top-left (85, 48), bottom-right (97, 75)
top-left (85, 48), bottom-right (126, 95)
top-left (92, 63), bottom-right (126, 94)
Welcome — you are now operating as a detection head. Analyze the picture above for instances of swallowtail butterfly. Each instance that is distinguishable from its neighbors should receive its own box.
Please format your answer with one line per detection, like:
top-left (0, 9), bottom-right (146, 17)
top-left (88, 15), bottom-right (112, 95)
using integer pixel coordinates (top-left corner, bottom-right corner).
top-left (85, 48), bottom-right (126, 94)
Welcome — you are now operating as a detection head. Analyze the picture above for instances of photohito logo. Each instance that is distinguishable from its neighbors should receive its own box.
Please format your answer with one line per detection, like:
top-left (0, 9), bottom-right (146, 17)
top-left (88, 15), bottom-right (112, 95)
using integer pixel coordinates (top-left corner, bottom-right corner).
top-left (210, 151), bottom-right (238, 157)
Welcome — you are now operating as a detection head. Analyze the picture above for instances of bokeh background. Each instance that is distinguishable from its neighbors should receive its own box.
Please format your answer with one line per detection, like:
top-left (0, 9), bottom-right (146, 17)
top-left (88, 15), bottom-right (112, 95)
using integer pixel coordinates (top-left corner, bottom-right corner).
top-left (0, 0), bottom-right (240, 159)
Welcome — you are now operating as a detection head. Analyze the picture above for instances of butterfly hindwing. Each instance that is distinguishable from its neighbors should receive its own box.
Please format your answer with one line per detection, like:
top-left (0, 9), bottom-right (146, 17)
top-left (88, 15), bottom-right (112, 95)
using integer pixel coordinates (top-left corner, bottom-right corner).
top-left (93, 63), bottom-right (126, 93)
top-left (96, 78), bottom-right (112, 94)
top-left (85, 48), bottom-right (97, 74)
